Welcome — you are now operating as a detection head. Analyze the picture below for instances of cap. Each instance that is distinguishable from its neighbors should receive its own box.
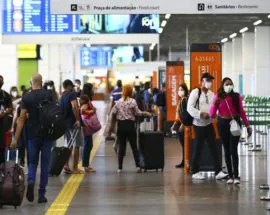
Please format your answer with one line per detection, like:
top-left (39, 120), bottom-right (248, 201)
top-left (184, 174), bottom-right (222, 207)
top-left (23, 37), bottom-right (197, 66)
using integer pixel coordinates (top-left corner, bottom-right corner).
top-left (201, 73), bottom-right (214, 81)
top-left (63, 79), bottom-right (75, 89)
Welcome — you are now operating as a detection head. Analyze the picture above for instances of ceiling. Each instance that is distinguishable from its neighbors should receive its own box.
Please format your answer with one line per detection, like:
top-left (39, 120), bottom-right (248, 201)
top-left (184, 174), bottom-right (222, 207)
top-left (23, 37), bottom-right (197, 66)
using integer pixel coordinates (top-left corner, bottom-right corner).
top-left (150, 13), bottom-right (270, 58)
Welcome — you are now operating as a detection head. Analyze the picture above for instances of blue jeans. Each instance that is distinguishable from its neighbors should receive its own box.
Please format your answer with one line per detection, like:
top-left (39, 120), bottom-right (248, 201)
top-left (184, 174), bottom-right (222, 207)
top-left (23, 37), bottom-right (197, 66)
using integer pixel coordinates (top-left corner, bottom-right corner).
top-left (82, 135), bottom-right (93, 168)
top-left (27, 138), bottom-right (53, 197)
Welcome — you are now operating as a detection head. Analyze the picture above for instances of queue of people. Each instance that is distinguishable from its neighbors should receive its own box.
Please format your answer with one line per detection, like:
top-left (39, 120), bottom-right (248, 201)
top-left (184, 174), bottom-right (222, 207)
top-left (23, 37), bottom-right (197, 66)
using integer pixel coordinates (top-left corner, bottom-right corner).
top-left (0, 72), bottom-right (253, 206)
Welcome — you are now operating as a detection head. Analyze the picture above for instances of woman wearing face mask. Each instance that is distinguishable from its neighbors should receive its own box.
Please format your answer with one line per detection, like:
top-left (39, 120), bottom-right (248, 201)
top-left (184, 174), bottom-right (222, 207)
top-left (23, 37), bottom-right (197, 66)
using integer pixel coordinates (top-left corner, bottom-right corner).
top-left (10, 86), bottom-right (20, 101)
top-left (210, 77), bottom-right (252, 185)
top-left (171, 83), bottom-right (189, 168)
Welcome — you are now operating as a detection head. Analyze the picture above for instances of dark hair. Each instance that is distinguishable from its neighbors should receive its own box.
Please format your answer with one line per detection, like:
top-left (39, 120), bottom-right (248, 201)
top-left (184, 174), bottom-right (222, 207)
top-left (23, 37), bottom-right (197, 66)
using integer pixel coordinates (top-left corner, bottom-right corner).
top-left (152, 88), bottom-right (159, 95)
top-left (117, 80), bottom-right (122, 88)
top-left (179, 83), bottom-right (189, 97)
top-left (75, 79), bottom-right (81, 85)
top-left (63, 79), bottom-right (74, 89)
top-left (80, 94), bottom-right (89, 105)
top-left (217, 77), bottom-right (240, 114)
top-left (0, 75), bottom-right (3, 81)
top-left (82, 83), bottom-right (94, 100)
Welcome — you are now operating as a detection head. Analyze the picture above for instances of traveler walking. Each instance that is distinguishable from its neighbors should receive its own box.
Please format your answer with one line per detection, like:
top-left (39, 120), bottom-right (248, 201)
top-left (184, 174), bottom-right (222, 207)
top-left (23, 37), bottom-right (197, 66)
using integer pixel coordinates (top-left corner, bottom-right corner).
top-left (187, 73), bottom-right (228, 180)
top-left (111, 84), bottom-right (151, 173)
top-left (81, 83), bottom-right (98, 173)
top-left (171, 83), bottom-right (189, 168)
top-left (0, 75), bottom-right (13, 164)
top-left (60, 80), bottom-right (83, 174)
top-left (210, 77), bottom-right (252, 184)
top-left (11, 74), bottom-right (54, 203)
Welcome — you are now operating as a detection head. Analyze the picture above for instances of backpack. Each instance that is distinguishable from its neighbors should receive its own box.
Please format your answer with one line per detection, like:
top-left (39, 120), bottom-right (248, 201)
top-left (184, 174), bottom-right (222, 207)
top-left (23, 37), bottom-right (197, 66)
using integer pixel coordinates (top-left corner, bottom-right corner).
top-left (38, 99), bottom-right (67, 140)
top-left (180, 88), bottom-right (201, 126)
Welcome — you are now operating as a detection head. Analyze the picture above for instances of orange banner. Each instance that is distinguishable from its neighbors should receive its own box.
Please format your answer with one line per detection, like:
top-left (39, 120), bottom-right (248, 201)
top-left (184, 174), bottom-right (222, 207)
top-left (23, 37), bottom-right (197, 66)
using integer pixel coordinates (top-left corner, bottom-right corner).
top-left (152, 71), bottom-right (158, 88)
top-left (190, 44), bottom-right (222, 93)
top-left (166, 61), bottom-right (185, 122)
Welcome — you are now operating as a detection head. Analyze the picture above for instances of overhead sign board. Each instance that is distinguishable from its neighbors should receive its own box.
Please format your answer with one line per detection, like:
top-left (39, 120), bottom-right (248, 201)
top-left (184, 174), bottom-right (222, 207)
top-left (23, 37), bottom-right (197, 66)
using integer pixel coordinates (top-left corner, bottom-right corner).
top-left (51, 0), bottom-right (270, 14)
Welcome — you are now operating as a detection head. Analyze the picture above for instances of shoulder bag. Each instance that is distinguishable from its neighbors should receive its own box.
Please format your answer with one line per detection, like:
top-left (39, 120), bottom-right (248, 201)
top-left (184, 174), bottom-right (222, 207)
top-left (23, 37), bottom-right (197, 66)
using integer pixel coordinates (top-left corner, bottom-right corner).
top-left (224, 99), bottom-right (242, 136)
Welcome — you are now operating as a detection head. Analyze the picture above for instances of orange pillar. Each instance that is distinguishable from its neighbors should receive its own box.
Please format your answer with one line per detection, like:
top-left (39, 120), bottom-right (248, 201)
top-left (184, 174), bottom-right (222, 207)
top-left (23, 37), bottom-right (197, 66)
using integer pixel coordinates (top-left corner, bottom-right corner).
top-left (157, 107), bottom-right (162, 131)
top-left (184, 126), bottom-right (191, 174)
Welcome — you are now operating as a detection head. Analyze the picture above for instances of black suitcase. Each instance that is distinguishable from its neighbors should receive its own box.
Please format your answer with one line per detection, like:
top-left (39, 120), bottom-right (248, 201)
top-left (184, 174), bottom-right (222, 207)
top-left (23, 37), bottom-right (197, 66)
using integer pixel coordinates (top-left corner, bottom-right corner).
top-left (139, 131), bottom-right (165, 172)
top-left (49, 129), bottom-right (79, 176)
top-left (0, 150), bottom-right (25, 209)
top-left (190, 138), bottom-right (222, 172)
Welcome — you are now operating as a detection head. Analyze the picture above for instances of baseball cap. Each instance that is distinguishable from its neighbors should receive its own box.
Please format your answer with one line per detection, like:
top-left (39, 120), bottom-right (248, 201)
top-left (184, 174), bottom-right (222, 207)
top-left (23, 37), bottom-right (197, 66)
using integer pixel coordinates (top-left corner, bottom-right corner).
top-left (201, 73), bottom-right (215, 81)
top-left (63, 79), bottom-right (75, 89)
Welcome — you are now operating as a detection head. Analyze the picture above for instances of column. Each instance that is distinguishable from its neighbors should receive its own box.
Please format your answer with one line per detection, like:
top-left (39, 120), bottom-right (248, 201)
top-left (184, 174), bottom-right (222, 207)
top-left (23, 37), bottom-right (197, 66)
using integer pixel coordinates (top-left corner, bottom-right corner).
top-left (255, 26), bottom-right (270, 96)
top-left (242, 32), bottom-right (255, 96)
top-left (223, 42), bottom-right (233, 79)
top-left (232, 38), bottom-right (243, 93)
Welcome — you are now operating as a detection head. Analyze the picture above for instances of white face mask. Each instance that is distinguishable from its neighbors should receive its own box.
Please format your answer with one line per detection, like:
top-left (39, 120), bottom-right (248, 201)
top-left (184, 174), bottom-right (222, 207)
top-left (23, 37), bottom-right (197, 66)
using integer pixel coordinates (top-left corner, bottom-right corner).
top-left (204, 81), bottom-right (212, 89)
top-left (11, 91), bottom-right (18, 98)
top-left (224, 85), bottom-right (234, 93)
top-left (178, 90), bottom-right (185, 97)
top-left (47, 86), bottom-right (53, 90)
top-left (148, 89), bottom-right (152, 94)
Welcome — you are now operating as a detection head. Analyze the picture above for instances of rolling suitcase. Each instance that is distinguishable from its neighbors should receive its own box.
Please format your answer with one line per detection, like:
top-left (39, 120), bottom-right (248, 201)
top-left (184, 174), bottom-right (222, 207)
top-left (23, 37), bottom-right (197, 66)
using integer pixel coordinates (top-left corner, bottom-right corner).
top-left (0, 150), bottom-right (25, 208)
top-left (49, 128), bottom-right (79, 176)
top-left (139, 118), bottom-right (165, 172)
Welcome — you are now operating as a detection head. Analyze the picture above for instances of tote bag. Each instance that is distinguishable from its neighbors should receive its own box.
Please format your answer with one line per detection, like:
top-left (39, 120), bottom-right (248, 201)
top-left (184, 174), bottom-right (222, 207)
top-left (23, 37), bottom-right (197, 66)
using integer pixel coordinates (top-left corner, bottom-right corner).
top-left (82, 102), bottom-right (101, 136)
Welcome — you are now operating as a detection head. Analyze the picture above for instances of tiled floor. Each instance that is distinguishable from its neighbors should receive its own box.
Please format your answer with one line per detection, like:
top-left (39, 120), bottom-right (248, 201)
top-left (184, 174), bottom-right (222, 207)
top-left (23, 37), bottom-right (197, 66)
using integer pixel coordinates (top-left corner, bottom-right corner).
top-left (1, 102), bottom-right (270, 215)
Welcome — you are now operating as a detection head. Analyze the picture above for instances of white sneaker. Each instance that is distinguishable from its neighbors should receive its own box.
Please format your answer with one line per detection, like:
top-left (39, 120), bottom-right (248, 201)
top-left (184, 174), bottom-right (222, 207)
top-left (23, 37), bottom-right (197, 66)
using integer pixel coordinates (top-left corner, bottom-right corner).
top-left (226, 178), bottom-right (234, 184)
top-left (234, 178), bottom-right (240, 185)
top-left (216, 171), bottom-right (228, 180)
top-left (117, 169), bottom-right (122, 174)
top-left (192, 172), bottom-right (205, 180)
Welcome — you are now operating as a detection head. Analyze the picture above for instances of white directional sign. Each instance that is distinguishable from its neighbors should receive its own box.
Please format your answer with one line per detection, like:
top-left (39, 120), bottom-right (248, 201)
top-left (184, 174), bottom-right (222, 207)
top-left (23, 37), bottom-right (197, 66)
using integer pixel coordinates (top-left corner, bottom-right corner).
top-left (51, 0), bottom-right (270, 14)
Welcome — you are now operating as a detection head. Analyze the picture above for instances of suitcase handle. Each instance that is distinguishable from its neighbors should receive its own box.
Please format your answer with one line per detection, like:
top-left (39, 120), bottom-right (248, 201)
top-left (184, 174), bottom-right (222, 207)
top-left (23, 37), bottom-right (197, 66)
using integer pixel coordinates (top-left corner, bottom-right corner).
top-left (6, 149), bottom-right (19, 164)
top-left (66, 128), bottom-right (80, 149)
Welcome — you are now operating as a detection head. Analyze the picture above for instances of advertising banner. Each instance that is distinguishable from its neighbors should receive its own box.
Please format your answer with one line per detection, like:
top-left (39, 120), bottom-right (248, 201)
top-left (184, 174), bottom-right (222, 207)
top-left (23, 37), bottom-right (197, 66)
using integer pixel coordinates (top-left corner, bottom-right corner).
top-left (166, 61), bottom-right (184, 122)
top-left (190, 43), bottom-right (222, 93)
top-left (51, 0), bottom-right (270, 14)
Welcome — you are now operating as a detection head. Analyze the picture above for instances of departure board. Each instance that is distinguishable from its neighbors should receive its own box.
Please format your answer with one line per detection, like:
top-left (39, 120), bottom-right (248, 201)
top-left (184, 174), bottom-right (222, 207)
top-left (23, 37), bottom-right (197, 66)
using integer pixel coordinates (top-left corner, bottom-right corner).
top-left (80, 46), bottom-right (113, 68)
top-left (2, 0), bottom-right (160, 34)
top-left (2, 0), bottom-right (80, 34)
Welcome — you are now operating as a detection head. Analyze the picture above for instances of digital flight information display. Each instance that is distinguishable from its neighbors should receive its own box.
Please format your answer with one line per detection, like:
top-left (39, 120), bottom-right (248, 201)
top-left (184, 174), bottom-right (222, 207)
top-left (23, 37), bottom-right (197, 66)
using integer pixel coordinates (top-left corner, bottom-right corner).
top-left (3, 0), bottom-right (80, 34)
top-left (80, 46), bottom-right (113, 68)
top-left (2, 0), bottom-right (160, 35)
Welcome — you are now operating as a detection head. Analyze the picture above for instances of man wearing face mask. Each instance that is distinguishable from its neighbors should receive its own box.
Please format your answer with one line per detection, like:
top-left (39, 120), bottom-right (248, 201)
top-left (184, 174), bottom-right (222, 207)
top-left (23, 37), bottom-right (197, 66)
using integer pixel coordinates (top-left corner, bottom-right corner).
top-left (0, 75), bottom-right (13, 164)
top-left (187, 73), bottom-right (228, 180)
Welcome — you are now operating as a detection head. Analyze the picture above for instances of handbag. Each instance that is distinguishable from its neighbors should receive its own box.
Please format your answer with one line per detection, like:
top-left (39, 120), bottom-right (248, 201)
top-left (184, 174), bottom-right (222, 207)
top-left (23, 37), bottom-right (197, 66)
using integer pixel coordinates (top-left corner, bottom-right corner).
top-left (82, 102), bottom-right (101, 136)
top-left (224, 99), bottom-right (242, 136)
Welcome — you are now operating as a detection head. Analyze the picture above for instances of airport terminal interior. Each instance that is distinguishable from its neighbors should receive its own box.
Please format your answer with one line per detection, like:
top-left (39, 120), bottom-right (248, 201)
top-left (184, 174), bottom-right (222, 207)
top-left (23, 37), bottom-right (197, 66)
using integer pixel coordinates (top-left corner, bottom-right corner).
top-left (1, 1), bottom-right (270, 215)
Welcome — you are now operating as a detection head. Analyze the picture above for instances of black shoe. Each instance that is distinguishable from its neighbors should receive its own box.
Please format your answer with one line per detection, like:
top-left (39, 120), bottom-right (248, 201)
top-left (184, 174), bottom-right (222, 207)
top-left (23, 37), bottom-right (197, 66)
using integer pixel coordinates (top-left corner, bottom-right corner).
top-left (38, 196), bottom-right (48, 204)
top-left (26, 184), bottom-right (34, 202)
top-left (175, 163), bottom-right (184, 168)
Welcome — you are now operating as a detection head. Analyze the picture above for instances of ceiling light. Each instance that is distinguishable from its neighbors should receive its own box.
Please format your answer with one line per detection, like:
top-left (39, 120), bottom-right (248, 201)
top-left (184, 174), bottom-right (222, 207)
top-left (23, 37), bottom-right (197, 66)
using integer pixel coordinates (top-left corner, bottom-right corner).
top-left (165, 14), bottom-right (171, 19)
top-left (161, 20), bottom-right (167, 27)
top-left (229, 33), bottom-right (237, 39)
top-left (159, 28), bottom-right (163, 34)
top-left (150, 43), bottom-right (156, 51)
top-left (221, 38), bottom-right (228, 43)
top-left (239, 27), bottom-right (248, 33)
top-left (268, 15), bottom-right (270, 19)
top-left (253, 20), bottom-right (262, 26)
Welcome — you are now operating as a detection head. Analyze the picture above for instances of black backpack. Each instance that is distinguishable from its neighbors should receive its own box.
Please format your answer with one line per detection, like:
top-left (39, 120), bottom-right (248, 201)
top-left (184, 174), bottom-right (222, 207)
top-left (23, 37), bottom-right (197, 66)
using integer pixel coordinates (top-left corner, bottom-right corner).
top-left (180, 88), bottom-right (201, 126)
top-left (38, 99), bottom-right (67, 141)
